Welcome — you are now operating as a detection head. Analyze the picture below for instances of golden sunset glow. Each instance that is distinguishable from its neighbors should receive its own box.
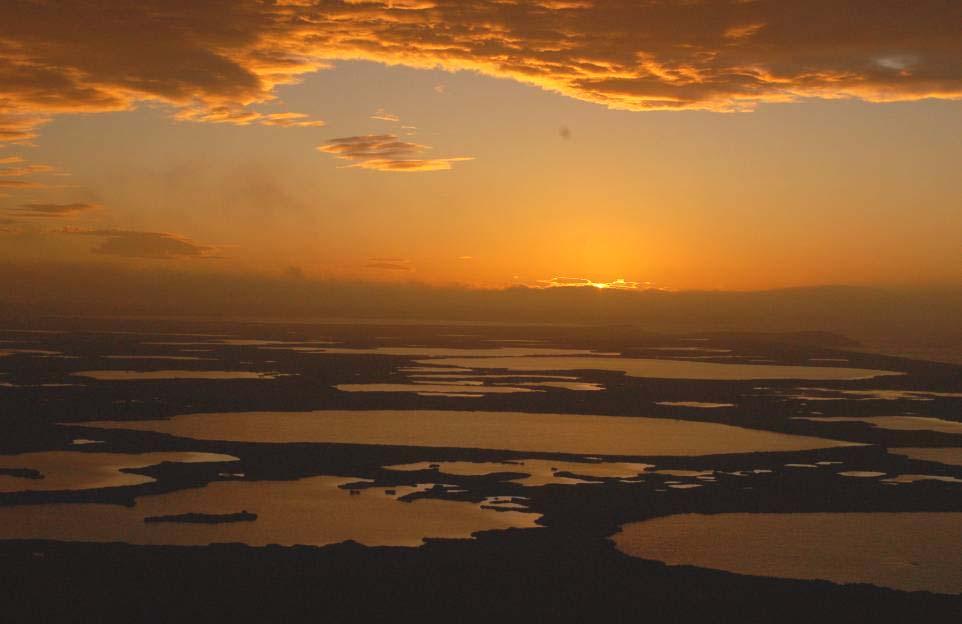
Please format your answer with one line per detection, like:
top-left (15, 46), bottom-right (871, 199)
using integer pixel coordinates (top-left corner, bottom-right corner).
top-left (3, 5), bottom-right (962, 619)
top-left (0, 1), bottom-right (960, 295)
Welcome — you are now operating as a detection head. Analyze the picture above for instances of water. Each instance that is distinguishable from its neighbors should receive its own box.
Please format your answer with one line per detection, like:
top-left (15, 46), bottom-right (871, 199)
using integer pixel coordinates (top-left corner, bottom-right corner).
top-left (413, 356), bottom-right (899, 381)
top-left (386, 459), bottom-right (654, 487)
top-left (891, 448), bottom-right (962, 467)
top-left (74, 370), bottom-right (286, 380)
top-left (0, 451), bottom-right (238, 493)
top-left (75, 410), bottom-right (859, 456)
top-left (655, 402), bottom-right (734, 408)
top-left (287, 347), bottom-right (608, 357)
top-left (0, 476), bottom-right (540, 547)
top-left (335, 383), bottom-right (538, 395)
top-left (613, 512), bottom-right (962, 594)
top-left (794, 416), bottom-right (962, 434)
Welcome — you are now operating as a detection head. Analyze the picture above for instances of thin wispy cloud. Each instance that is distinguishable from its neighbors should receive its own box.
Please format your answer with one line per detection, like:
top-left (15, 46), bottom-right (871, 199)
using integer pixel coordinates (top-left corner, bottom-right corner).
top-left (0, 180), bottom-right (44, 189)
top-left (364, 257), bottom-right (413, 271)
top-left (7, 202), bottom-right (102, 218)
top-left (724, 22), bottom-right (766, 41)
top-left (2, 1), bottom-right (960, 144)
top-left (0, 156), bottom-right (57, 193)
top-left (174, 107), bottom-right (324, 128)
top-left (258, 112), bottom-right (326, 128)
top-left (62, 228), bottom-right (220, 260)
top-left (0, 163), bottom-right (55, 177)
top-left (0, 114), bottom-right (50, 144)
top-left (370, 109), bottom-right (400, 122)
top-left (317, 134), bottom-right (472, 172)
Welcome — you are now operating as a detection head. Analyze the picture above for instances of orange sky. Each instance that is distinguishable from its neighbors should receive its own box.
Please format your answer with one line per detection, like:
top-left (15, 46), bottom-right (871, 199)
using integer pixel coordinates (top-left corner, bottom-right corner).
top-left (1, 1), bottom-right (961, 292)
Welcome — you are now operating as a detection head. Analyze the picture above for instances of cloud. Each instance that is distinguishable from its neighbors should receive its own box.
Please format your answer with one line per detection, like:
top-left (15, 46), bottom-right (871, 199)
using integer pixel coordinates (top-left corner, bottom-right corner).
top-left (0, 180), bottom-right (44, 189)
top-left (317, 134), bottom-right (472, 172)
top-left (0, 2), bottom-right (327, 142)
top-left (258, 112), bottom-right (325, 128)
top-left (0, 163), bottom-right (55, 177)
top-left (364, 257), bottom-right (412, 270)
top-left (343, 0), bottom-right (437, 9)
top-left (284, 265), bottom-right (306, 279)
top-left (173, 107), bottom-right (324, 127)
top-left (6, 202), bottom-right (102, 218)
top-left (537, 277), bottom-right (656, 290)
top-left (370, 108), bottom-right (400, 122)
top-left (724, 22), bottom-right (766, 41)
top-left (61, 228), bottom-right (219, 260)
top-left (348, 157), bottom-right (472, 172)
top-left (0, 114), bottom-right (50, 144)
top-left (537, 1), bottom-right (593, 9)
top-left (0, 157), bottom-right (57, 192)
top-left (1, 0), bottom-right (960, 145)
top-left (0, 217), bottom-right (21, 233)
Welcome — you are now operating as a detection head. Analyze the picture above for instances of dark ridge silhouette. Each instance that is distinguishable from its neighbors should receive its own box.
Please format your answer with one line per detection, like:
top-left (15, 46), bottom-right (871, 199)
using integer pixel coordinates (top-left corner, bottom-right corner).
top-left (2, 262), bottom-right (959, 362)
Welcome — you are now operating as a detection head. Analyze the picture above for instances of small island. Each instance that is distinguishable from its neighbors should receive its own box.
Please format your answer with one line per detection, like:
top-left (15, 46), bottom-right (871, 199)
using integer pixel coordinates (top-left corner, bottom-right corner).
top-left (143, 511), bottom-right (257, 525)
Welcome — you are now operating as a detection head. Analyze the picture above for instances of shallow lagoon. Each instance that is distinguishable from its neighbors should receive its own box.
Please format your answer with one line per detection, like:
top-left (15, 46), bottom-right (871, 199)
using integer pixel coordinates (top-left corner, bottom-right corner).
top-left (76, 410), bottom-right (858, 456)
top-left (335, 383), bottom-right (538, 395)
top-left (613, 512), bottom-right (962, 594)
top-left (103, 355), bottom-right (217, 361)
top-left (778, 388), bottom-right (962, 401)
top-left (794, 415), bottom-right (962, 434)
top-left (386, 459), bottom-right (655, 487)
top-left (0, 476), bottom-right (540, 547)
top-left (0, 451), bottom-right (238, 493)
top-left (415, 357), bottom-right (898, 381)
top-left (74, 370), bottom-right (286, 381)
top-left (289, 347), bottom-right (607, 357)
top-left (655, 402), bottom-right (735, 408)
top-left (890, 448), bottom-right (962, 467)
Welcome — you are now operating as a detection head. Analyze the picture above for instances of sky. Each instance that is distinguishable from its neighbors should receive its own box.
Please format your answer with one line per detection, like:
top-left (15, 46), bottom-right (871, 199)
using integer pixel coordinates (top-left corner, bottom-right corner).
top-left (1, 0), bottom-right (961, 293)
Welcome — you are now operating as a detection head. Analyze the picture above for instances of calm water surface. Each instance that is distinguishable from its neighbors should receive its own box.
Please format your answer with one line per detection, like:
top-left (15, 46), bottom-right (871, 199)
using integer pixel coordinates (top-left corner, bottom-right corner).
top-left (415, 357), bottom-right (899, 381)
top-left (0, 451), bottom-right (238, 492)
top-left (76, 410), bottom-right (859, 456)
top-left (0, 476), bottom-right (540, 546)
top-left (613, 512), bottom-right (962, 594)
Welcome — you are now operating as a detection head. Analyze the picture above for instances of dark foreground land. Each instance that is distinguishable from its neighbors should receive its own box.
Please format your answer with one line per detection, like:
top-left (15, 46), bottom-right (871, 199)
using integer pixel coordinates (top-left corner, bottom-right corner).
top-left (5, 530), bottom-right (962, 623)
top-left (1, 318), bottom-right (961, 622)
